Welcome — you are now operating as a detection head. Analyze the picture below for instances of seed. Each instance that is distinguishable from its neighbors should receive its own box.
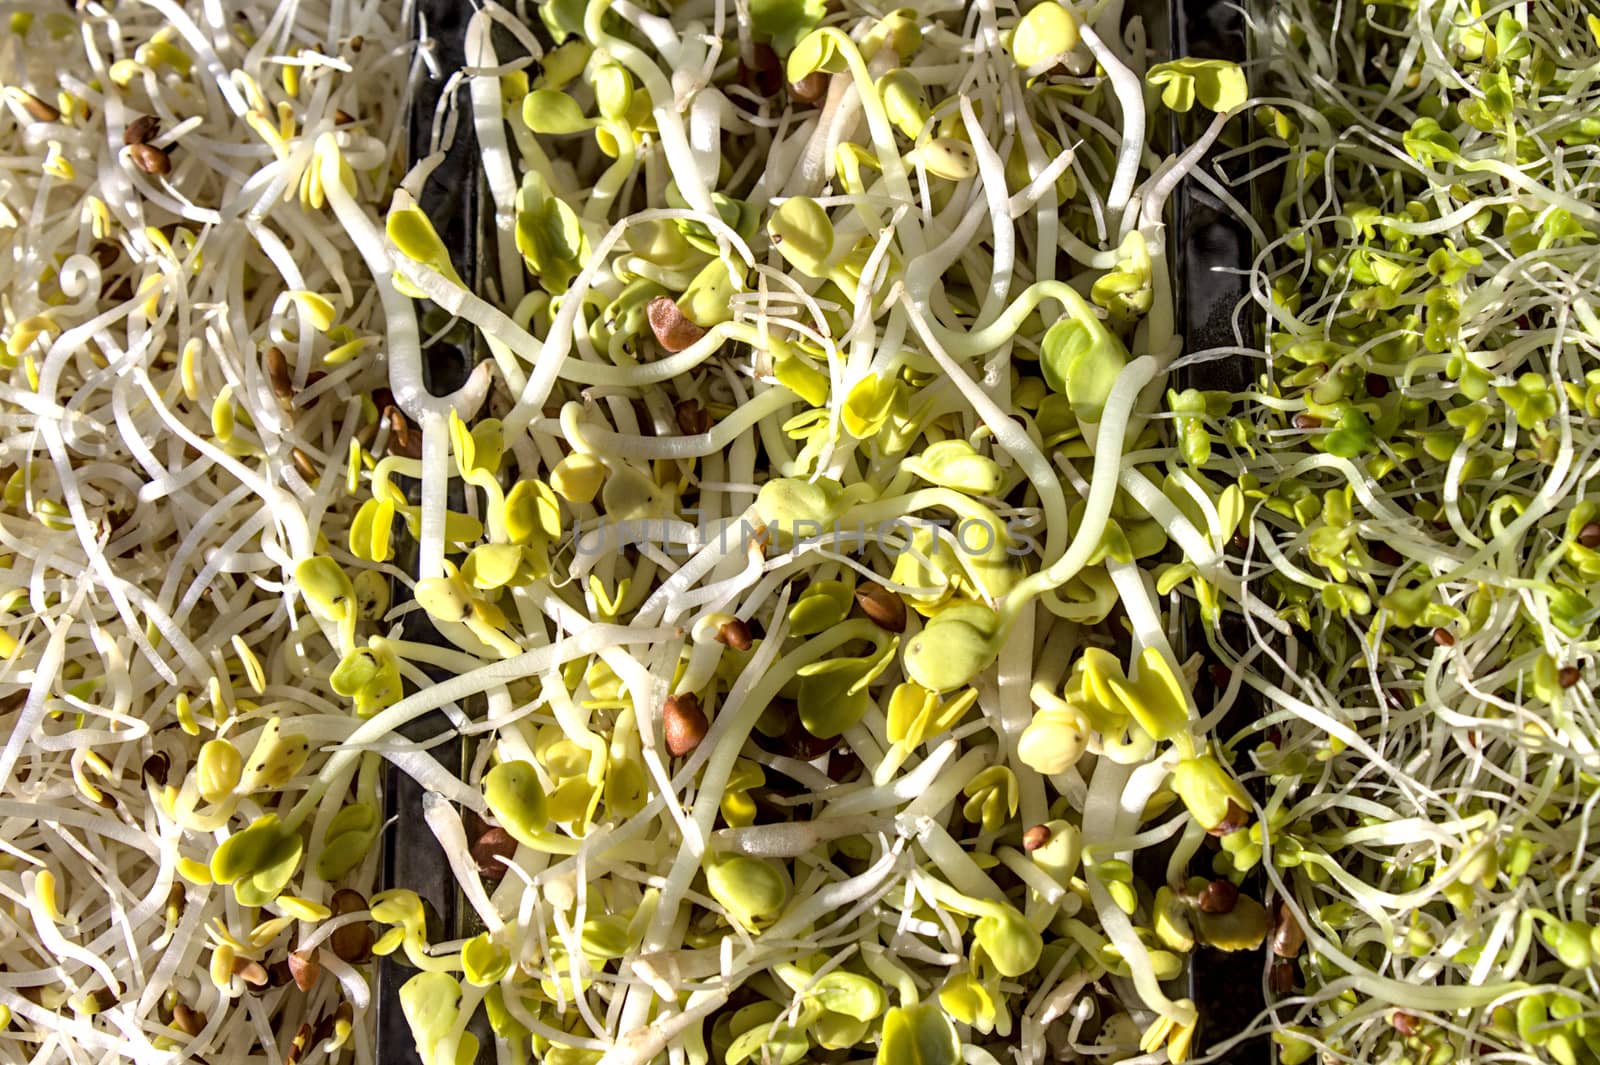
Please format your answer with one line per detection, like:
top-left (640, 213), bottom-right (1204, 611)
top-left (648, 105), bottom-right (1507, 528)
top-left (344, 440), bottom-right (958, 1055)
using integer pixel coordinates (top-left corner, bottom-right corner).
top-left (647, 296), bottom-right (707, 353)
top-left (264, 346), bottom-right (293, 405)
top-left (129, 142), bottom-right (171, 176)
top-left (854, 582), bottom-right (907, 633)
top-left (171, 1002), bottom-right (205, 1037)
top-left (291, 448), bottom-right (317, 482)
top-left (471, 826), bottom-right (518, 881)
top-left (231, 957), bottom-right (269, 987)
top-left (789, 71), bottom-right (829, 105)
top-left (1197, 879), bottom-right (1239, 914)
top-left (783, 715), bottom-right (838, 761)
top-left (1291, 413), bottom-right (1320, 430)
top-left (827, 746), bottom-right (862, 783)
top-left (1208, 799), bottom-right (1249, 837)
top-left (19, 91), bottom-right (59, 123)
top-left (675, 399), bottom-right (711, 436)
top-left (1369, 541), bottom-right (1402, 566)
top-left (1560, 666), bottom-right (1581, 689)
top-left (1390, 1012), bottom-right (1421, 1037)
top-left (286, 949), bottom-right (320, 992)
top-left (715, 617), bottom-right (753, 651)
top-left (123, 114), bottom-right (160, 145)
top-left (1365, 373), bottom-right (1390, 398)
top-left (349, 34), bottom-right (364, 51)
top-left (334, 109), bottom-right (355, 125)
top-left (285, 1022), bottom-right (315, 1065)
top-left (664, 692), bottom-right (709, 757)
top-left (1268, 960), bottom-right (1296, 995)
top-left (1431, 627), bottom-right (1455, 647)
top-left (740, 42), bottom-right (784, 97)
top-left (330, 888), bottom-right (367, 915)
top-left (1580, 522), bottom-right (1600, 549)
top-left (142, 751), bottom-right (170, 786)
top-left (1022, 824), bottom-right (1052, 852)
top-left (384, 405), bottom-right (420, 459)
top-left (329, 919), bottom-right (373, 964)
top-left (1271, 900), bottom-right (1306, 957)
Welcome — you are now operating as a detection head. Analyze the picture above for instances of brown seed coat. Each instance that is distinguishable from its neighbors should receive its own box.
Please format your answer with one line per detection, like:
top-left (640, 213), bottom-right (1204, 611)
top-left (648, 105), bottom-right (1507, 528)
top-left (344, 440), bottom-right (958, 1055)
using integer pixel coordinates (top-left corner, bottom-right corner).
top-left (124, 114), bottom-right (160, 145)
top-left (663, 692), bottom-right (709, 757)
top-left (647, 297), bottom-right (707, 353)
top-left (854, 582), bottom-right (907, 633)
top-left (129, 142), bottom-right (171, 176)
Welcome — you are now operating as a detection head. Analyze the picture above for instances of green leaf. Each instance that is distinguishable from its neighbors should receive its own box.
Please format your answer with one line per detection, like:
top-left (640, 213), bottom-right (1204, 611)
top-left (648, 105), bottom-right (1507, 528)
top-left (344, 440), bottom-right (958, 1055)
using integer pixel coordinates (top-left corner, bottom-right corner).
top-left (877, 1003), bottom-right (960, 1065)
top-left (1146, 58), bottom-right (1247, 114)
top-left (1039, 314), bottom-right (1127, 421)
top-left (521, 89), bottom-right (592, 135)
top-left (750, 0), bottom-right (827, 56)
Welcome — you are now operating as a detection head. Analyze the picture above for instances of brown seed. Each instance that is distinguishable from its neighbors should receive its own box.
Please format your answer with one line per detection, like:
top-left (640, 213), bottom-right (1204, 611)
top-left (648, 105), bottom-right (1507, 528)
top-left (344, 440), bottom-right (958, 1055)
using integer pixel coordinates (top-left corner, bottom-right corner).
top-left (264, 346), bottom-right (294, 405)
top-left (1197, 879), bottom-right (1240, 914)
top-left (329, 919), bottom-right (374, 964)
top-left (123, 114), bottom-right (160, 145)
top-left (334, 109), bottom-right (355, 125)
top-left (291, 448), bottom-right (317, 482)
top-left (1390, 1011), bottom-right (1421, 1037)
top-left (171, 1002), bottom-right (205, 1037)
top-left (1291, 413), bottom-right (1320, 430)
top-left (1431, 627), bottom-right (1455, 647)
top-left (1271, 900), bottom-right (1306, 957)
top-left (287, 949), bottom-right (320, 992)
top-left (1369, 541), bottom-right (1403, 566)
top-left (470, 826), bottom-right (519, 881)
top-left (1022, 824), bottom-right (1052, 852)
top-left (285, 1022), bottom-right (315, 1065)
top-left (827, 746), bottom-right (862, 783)
top-left (142, 751), bottom-right (170, 786)
top-left (788, 71), bottom-right (829, 105)
top-left (1365, 373), bottom-right (1390, 398)
top-left (854, 582), bottom-right (907, 633)
top-left (384, 405), bottom-right (420, 459)
top-left (1268, 960), bottom-right (1296, 995)
top-left (19, 91), bottom-right (59, 123)
top-left (1560, 665), bottom-right (1582, 689)
top-left (231, 957), bottom-right (269, 987)
top-left (1581, 522), bottom-right (1600, 549)
top-left (348, 35), bottom-right (364, 52)
top-left (675, 399), bottom-right (711, 436)
top-left (1207, 799), bottom-right (1249, 837)
top-left (783, 714), bottom-right (839, 761)
top-left (715, 617), bottom-right (753, 651)
top-left (129, 142), bottom-right (171, 176)
top-left (740, 42), bottom-right (784, 98)
top-left (647, 296), bottom-right (707, 353)
top-left (329, 888), bottom-right (367, 916)
top-left (664, 692), bottom-right (709, 757)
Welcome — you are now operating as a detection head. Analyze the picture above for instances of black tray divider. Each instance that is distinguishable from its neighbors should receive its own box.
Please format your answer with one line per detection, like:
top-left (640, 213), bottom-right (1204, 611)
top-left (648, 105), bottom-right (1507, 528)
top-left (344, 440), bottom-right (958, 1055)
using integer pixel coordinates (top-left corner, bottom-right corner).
top-left (375, 2), bottom-right (487, 1062)
top-left (1169, 2), bottom-right (1269, 1062)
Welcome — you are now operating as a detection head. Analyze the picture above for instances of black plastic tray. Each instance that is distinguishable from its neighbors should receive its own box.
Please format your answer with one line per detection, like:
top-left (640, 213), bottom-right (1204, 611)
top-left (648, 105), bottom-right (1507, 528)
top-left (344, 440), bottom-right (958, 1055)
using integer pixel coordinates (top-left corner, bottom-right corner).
top-left (373, 2), bottom-right (482, 1061)
top-left (378, 2), bottom-right (1262, 1061)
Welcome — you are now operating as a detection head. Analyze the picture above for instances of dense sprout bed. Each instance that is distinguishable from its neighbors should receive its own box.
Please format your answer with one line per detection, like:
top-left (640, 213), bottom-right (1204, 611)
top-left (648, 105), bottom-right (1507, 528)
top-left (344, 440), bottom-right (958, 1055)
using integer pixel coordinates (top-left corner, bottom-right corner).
top-left (356, 2), bottom-right (1262, 1065)
top-left (1188, 2), bottom-right (1600, 1063)
top-left (0, 2), bottom-right (417, 1062)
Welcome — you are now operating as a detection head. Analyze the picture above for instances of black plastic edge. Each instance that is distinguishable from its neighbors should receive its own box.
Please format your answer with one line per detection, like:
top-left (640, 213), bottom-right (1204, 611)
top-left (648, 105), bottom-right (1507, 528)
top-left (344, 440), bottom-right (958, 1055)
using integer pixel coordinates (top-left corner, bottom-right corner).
top-left (375, 2), bottom-right (484, 1062)
top-left (1171, 2), bottom-right (1270, 1063)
